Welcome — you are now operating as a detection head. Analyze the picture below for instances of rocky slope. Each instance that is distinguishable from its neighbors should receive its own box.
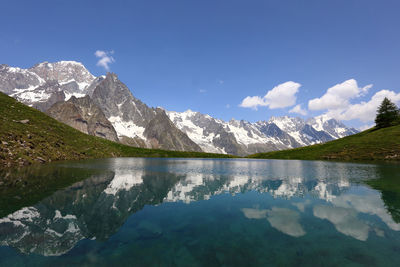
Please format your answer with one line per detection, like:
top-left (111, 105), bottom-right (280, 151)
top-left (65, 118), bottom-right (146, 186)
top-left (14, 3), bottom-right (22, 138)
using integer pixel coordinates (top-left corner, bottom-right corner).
top-left (46, 95), bottom-right (119, 142)
top-left (90, 73), bottom-right (202, 152)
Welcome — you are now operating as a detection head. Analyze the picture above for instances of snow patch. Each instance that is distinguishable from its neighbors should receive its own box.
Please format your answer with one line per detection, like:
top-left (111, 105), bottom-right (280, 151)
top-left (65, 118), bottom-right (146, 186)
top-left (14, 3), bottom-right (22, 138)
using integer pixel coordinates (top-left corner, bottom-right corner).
top-left (108, 116), bottom-right (146, 139)
top-left (64, 92), bottom-right (86, 101)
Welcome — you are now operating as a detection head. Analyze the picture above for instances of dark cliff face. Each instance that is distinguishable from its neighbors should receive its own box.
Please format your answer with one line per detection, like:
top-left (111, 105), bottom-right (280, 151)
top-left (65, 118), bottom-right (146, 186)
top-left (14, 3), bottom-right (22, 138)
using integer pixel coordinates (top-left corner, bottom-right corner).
top-left (144, 110), bottom-right (203, 152)
top-left (301, 124), bottom-right (333, 143)
top-left (91, 73), bottom-right (203, 152)
top-left (257, 123), bottom-right (301, 148)
top-left (46, 95), bottom-right (119, 142)
top-left (91, 73), bottom-right (157, 127)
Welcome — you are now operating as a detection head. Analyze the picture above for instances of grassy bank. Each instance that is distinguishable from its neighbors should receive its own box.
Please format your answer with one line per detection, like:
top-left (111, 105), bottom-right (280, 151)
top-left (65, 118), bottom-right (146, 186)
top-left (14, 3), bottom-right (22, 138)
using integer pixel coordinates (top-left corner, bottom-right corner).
top-left (248, 125), bottom-right (400, 162)
top-left (0, 92), bottom-right (233, 168)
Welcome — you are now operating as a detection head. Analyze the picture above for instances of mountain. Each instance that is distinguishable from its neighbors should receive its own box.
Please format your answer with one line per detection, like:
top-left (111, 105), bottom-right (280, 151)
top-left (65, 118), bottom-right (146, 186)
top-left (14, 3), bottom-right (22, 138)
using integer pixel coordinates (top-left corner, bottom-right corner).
top-left (267, 116), bottom-right (334, 146)
top-left (248, 125), bottom-right (400, 161)
top-left (0, 92), bottom-right (232, 167)
top-left (167, 110), bottom-right (290, 156)
top-left (0, 61), bottom-right (359, 156)
top-left (0, 62), bottom-right (202, 152)
top-left (46, 95), bottom-right (119, 142)
top-left (167, 111), bottom-right (357, 156)
top-left (90, 73), bottom-right (202, 152)
top-left (307, 114), bottom-right (359, 139)
top-left (0, 61), bottom-right (95, 111)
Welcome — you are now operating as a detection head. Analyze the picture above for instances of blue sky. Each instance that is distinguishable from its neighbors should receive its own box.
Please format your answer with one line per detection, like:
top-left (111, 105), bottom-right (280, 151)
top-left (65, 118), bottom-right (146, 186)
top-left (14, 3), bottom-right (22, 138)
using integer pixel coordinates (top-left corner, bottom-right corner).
top-left (1, 0), bottom-right (400, 128)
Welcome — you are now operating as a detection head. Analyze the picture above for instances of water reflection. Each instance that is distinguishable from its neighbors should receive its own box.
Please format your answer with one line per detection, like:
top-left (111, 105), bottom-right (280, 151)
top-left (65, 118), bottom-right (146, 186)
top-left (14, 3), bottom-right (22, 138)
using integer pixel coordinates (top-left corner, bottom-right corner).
top-left (242, 207), bottom-right (305, 237)
top-left (0, 158), bottom-right (399, 258)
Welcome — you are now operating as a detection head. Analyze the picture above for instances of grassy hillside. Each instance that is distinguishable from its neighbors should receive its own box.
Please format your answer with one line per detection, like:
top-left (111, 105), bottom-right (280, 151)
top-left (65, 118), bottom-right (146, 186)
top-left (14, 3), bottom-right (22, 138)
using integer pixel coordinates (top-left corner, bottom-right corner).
top-left (248, 125), bottom-right (400, 162)
top-left (0, 92), bottom-right (233, 167)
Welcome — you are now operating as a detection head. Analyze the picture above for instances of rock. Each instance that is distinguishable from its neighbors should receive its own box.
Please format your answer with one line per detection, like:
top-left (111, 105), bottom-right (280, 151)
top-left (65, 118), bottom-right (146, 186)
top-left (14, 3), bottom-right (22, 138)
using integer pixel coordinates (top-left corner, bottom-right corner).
top-left (19, 119), bottom-right (29, 124)
top-left (144, 109), bottom-right (202, 152)
top-left (1, 141), bottom-right (8, 145)
top-left (46, 95), bottom-right (119, 142)
top-left (36, 157), bottom-right (46, 163)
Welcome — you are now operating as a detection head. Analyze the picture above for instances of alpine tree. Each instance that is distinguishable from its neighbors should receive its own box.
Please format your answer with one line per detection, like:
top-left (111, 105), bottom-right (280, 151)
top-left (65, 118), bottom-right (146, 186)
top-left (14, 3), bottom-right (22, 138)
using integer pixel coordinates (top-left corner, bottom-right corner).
top-left (375, 97), bottom-right (400, 129)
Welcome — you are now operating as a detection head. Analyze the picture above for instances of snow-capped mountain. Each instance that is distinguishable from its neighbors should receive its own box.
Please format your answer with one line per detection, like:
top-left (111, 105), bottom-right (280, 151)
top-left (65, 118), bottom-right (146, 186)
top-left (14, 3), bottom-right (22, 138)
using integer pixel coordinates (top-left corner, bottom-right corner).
top-left (0, 61), bottom-right (95, 111)
top-left (0, 60), bottom-right (358, 155)
top-left (167, 110), bottom-right (288, 155)
top-left (267, 116), bottom-right (334, 146)
top-left (167, 111), bottom-right (357, 155)
top-left (90, 73), bottom-right (202, 152)
top-left (307, 114), bottom-right (359, 139)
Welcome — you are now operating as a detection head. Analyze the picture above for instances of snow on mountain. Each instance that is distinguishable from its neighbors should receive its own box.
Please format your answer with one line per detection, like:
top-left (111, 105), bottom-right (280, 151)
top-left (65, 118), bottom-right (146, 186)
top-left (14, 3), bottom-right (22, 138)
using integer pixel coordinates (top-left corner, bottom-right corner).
top-left (167, 111), bottom-right (356, 155)
top-left (267, 116), bottom-right (309, 145)
top-left (167, 110), bottom-right (227, 153)
top-left (0, 61), bottom-right (96, 110)
top-left (167, 110), bottom-right (287, 155)
top-left (30, 61), bottom-right (95, 89)
top-left (90, 73), bottom-right (202, 152)
top-left (307, 115), bottom-right (359, 139)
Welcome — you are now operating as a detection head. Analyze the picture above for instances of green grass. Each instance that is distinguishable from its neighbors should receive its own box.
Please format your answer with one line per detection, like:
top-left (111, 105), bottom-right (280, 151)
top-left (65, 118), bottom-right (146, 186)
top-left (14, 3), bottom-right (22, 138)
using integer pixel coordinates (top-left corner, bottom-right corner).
top-left (248, 125), bottom-right (400, 162)
top-left (0, 92), bottom-right (234, 167)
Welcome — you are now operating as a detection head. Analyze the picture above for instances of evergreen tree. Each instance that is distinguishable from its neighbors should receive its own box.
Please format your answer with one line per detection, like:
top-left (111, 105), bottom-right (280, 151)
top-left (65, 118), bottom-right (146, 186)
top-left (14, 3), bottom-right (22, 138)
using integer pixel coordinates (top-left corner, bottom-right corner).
top-left (375, 97), bottom-right (400, 129)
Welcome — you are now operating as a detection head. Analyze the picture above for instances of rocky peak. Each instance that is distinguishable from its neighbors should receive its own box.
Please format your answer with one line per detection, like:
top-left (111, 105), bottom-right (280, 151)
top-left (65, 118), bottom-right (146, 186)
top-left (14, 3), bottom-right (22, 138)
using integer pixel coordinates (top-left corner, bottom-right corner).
top-left (268, 116), bottom-right (305, 133)
top-left (29, 61), bottom-right (95, 87)
top-left (143, 110), bottom-right (202, 152)
top-left (307, 115), bottom-right (359, 138)
top-left (91, 73), bottom-right (156, 126)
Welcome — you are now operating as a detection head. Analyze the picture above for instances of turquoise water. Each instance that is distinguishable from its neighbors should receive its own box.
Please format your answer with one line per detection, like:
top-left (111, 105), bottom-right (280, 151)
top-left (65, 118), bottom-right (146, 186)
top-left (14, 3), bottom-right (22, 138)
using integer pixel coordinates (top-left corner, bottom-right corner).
top-left (1, 158), bottom-right (400, 266)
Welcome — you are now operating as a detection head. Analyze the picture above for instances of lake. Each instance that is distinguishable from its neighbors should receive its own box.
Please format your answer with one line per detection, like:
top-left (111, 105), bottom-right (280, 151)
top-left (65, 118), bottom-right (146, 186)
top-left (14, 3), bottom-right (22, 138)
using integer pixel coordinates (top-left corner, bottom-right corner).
top-left (1, 158), bottom-right (400, 266)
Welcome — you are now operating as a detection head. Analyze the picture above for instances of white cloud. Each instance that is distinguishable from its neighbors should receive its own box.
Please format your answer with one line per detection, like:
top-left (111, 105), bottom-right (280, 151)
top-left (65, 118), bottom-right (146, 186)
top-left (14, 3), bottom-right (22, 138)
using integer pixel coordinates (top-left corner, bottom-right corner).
top-left (289, 104), bottom-right (307, 116)
top-left (239, 96), bottom-right (267, 110)
top-left (325, 89), bottom-right (400, 122)
top-left (225, 104), bottom-right (230, 109)
top-left (239, 81), bottom-right (301, 110)
top-left (308, 79), bottom-right (372, 111)
top-left (199, 89), bottom-right (206, 93)
top-left (218, 80), bottom-right (224, 84)
top-left (305, 79), bottom-right (400, 124)
top-left (95, 50), bottom-right (115, 71)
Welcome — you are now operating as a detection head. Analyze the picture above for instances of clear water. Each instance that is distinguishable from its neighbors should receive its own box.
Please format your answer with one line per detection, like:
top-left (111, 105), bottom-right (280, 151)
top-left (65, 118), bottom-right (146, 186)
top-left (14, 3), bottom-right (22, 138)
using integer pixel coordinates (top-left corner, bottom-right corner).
top-left (1, 158), bottom-right (400, 266)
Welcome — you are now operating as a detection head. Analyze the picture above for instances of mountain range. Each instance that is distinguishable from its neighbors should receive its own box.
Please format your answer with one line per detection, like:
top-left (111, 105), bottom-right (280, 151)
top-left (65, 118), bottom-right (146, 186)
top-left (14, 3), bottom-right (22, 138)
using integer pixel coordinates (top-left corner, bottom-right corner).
top-left (0, 61), bottom-right (359, 156)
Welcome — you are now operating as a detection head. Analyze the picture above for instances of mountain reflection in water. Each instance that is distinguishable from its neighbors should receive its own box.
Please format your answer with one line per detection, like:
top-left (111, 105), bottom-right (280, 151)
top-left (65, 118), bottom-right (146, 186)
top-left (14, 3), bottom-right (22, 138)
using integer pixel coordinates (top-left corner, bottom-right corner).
top-left (0, 158), bottom-right (399, 265)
